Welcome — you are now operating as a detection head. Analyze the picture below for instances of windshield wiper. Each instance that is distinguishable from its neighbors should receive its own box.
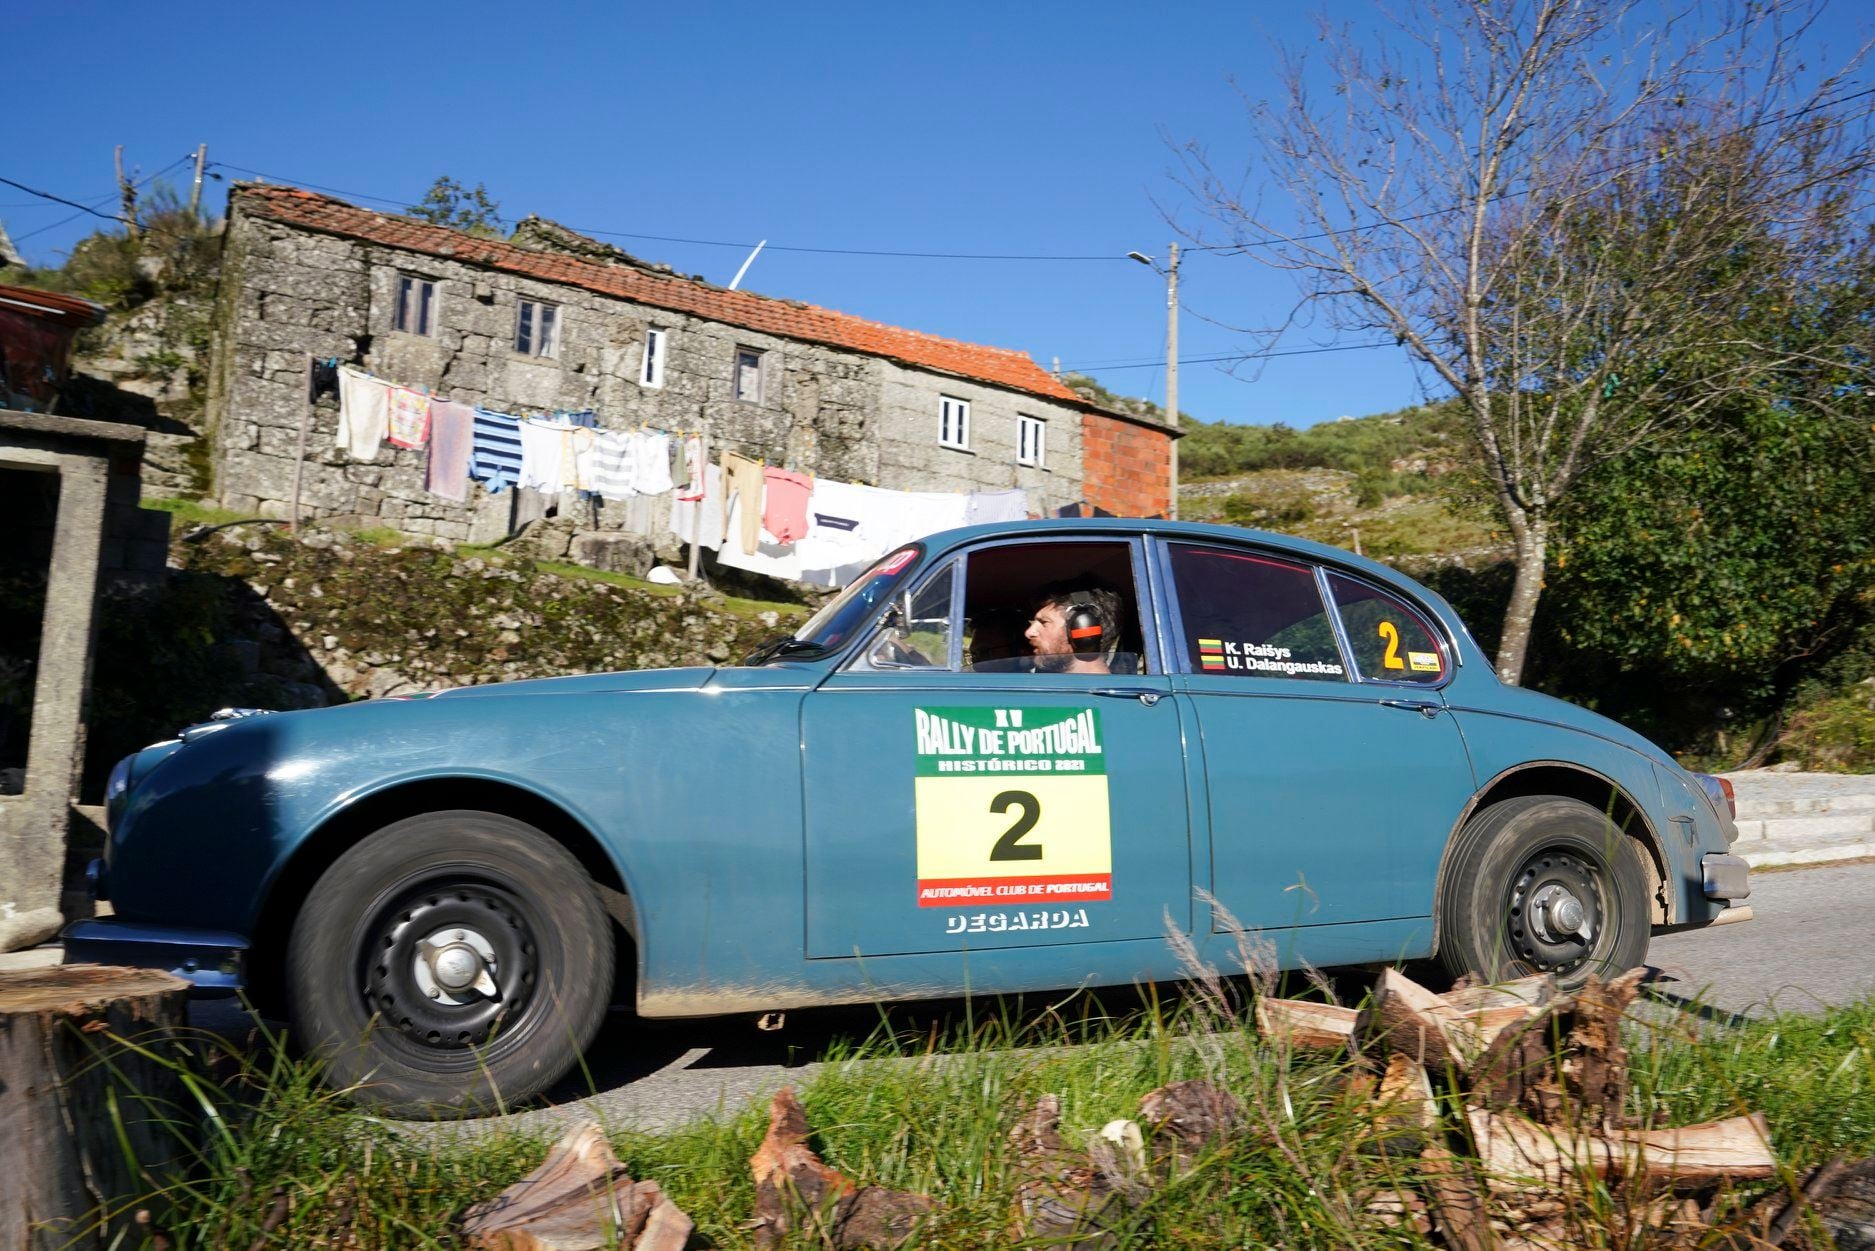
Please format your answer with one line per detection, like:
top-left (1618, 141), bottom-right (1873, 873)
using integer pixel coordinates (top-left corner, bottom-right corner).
top-left (742, 635), bottom-right (833, 666)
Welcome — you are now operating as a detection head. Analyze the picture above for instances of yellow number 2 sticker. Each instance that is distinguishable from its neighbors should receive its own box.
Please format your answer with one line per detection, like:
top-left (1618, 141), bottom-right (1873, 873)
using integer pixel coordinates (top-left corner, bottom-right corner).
top-left (1377, 620), bottom-right (1405, 669)
top-left (913, 707), bottom-right (1112, 908)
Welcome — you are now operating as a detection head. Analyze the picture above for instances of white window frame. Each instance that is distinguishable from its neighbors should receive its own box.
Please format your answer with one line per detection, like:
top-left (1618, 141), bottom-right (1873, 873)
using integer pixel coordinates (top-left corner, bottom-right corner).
top-left (394, 274), bottom-right (436, 337)
top-left (1017, 414), bottom-right (1045, 468)
top-left (515, 299), bottom-right (561, 359)
top-left (939, 395), bottom-right (971, 451)
top-left (733, 346), bottom-right (764, 402)
top-left (641, 327), bottom-right (667, 388)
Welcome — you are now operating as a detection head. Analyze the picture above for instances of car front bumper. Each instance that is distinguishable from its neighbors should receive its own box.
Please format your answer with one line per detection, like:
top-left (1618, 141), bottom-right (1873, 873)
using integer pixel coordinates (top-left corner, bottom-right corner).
top-left (62, 919), bottom-right (248, 998)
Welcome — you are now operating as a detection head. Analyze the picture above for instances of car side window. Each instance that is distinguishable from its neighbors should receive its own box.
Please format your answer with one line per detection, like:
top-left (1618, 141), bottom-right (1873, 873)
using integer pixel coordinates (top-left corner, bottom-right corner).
top-left (1167, 544), bottom-right (1347, 681)
top-left (865, 561), bottom-right (956, 669)
top-left (1325, 573), bottom-right (1447, 684)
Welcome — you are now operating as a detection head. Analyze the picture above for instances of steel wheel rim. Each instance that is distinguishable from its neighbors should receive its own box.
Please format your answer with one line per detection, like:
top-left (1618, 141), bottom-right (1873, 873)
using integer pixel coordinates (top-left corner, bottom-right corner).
top-left (361, 878), bottom-right (542, 1062)
top-left (1504, 847), bottom-right (1606, 974)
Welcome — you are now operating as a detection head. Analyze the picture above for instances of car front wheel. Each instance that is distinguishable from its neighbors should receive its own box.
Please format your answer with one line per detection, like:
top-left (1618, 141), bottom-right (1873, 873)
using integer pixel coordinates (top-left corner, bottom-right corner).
top-left (286, 810), bottom-right (614, 1117)
top-left (1436, 794), bottom-right (1649, 991)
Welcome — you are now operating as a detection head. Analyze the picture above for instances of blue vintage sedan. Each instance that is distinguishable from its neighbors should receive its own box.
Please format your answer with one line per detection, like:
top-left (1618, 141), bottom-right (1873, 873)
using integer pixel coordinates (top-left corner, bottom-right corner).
top-left (67, 519), bottom-right (1751, 1115)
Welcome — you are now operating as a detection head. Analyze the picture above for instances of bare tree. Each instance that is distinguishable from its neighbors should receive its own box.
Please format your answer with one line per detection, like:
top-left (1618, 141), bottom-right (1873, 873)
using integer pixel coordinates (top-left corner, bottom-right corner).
top-left (1178, 0), bottom-right (1872, 683)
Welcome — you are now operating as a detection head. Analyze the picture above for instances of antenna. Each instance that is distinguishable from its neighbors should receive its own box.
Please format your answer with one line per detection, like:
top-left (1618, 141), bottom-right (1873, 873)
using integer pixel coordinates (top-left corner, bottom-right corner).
top-left (728, 239), bottom-right (767, 291)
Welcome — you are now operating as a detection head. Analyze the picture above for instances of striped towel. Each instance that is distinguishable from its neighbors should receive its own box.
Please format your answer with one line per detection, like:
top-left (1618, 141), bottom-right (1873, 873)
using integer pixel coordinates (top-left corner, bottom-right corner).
top-left (577, 429), bottom-right (639, 500)
top-left (470, 407), bottom-right (524, 493)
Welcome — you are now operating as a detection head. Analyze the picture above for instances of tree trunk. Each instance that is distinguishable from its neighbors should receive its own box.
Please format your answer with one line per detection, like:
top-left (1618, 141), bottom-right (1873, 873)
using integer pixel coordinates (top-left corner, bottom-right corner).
top-left (1495, 518), bottom-right (1549, 686)
top-left (0, 965), bottom-right (195, 1250)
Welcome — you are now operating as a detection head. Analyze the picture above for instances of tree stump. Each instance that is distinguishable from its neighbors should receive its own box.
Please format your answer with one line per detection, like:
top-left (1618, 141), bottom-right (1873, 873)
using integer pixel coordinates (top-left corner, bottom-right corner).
top-left (0, 965), bottom-right (195, 1250)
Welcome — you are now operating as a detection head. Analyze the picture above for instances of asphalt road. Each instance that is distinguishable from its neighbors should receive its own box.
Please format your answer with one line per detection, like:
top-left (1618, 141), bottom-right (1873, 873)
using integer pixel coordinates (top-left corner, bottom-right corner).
top-left (190, 858), bottom-right (1875, 1138)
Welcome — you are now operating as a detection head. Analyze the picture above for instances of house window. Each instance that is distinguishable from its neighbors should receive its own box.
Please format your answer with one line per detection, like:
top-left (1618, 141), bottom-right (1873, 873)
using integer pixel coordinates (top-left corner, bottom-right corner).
top-left (641, 327), bottom-right (667, 388)
top-left (939, 396), bottom-right (971, 450)
top-left (734, 347), bottom-right (764, 402)
top-left (394, 275), bottom-right (436, 336)
top-left (1017, 414), bottom-right (1045, 467)
top-left (515, 299), bottom-right (560, 358)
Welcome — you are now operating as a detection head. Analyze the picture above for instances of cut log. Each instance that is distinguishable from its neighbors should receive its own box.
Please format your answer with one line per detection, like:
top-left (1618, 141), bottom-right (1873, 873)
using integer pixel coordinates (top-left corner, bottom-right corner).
top-left (1378, 1054), bottom-right (1439, 1132)
top-left (1466, 1107), bottom-right (1776, 1191)
top-left (1008, 1094), bottom-right (1123, 1248)
top-left (1440, 974), bottom-right (1558, 1014)
top-left (1419, 1141), bottom-right (1495, 1251)
top-left (460, 1122), bottom-right (693, 1251)
top-left (1254, 997), bottom-right (1360, 1050)
top-left (1138, 1079), bottom-right (1245, 1169)
top-left (0, 964), bottom-right (195, 1251)
top-left (1366, 968), bottom-right (1463, 1071)
top-left (1468, 1001), bottom-right (1570, 1121)
top-left (749, 1087), bottom-right (931, 1250)
top-left (1557, 969), bottom-right (1646, 1130)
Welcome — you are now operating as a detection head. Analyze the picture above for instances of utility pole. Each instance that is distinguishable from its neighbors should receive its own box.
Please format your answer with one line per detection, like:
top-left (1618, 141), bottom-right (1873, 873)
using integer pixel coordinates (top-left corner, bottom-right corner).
top-left (188, 144), bottom-right (208, 217)
top-left (114, 145), bottom-right (139, 238)
top-left (1164, 241), bottom-right (1179, 520)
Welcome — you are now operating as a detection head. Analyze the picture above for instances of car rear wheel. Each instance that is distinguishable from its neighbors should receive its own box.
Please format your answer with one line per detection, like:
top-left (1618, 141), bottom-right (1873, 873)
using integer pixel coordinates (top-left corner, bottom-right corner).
top-left (1436, 795), bottom-right (1649, 992)
top-left (287, 811), bottom-right (613, 1117)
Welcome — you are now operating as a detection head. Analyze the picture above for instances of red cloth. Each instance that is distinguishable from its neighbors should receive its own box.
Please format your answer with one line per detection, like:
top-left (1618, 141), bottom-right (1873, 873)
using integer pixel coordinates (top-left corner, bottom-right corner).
top-left (762, 468), bottom-right (813, 543)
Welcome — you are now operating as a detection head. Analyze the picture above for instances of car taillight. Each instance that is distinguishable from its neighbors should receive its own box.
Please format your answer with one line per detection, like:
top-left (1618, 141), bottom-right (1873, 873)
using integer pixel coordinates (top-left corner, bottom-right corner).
top-left (1717, 775), bottom-right (1736, 818)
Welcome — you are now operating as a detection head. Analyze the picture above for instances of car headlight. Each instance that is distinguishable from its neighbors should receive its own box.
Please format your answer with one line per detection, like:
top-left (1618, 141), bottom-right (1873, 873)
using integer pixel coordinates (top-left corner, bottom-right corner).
top-left (106, 754), bottom-right (133, 805)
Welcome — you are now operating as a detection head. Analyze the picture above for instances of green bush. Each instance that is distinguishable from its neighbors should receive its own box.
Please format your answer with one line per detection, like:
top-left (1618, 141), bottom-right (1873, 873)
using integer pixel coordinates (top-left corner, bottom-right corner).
top-left (1779, 687), bottom-right (1875, 772)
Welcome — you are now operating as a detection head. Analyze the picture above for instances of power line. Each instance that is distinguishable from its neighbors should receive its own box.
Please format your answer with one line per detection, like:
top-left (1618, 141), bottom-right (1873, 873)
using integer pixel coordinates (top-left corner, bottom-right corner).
top-left (0, 176), bottom-right (128, 226)
top-left (1068, 340), bottom-right (1399, 373)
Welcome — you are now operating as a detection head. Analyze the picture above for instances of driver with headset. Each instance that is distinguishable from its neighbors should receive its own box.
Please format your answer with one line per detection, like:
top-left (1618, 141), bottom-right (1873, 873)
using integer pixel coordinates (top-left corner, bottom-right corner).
top-left (1022, 586), bottom-right (1123, 675)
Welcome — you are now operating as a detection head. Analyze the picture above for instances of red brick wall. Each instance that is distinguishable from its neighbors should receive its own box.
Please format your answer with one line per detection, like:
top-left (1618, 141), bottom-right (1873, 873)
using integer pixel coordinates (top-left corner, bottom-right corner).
top-left (1080, 412), bottom-right (1174, 518)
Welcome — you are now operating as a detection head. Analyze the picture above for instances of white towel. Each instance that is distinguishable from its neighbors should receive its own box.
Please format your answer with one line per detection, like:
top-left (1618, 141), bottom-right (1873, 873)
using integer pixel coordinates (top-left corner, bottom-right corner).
top-left (335, 366), bottom-right (389, 460)
top-left (631, 431), bottom-right (675, 495)
top-left (518, 418), bottom-right (574, 492)
top-left (579, 429), bottom-right (639, 500)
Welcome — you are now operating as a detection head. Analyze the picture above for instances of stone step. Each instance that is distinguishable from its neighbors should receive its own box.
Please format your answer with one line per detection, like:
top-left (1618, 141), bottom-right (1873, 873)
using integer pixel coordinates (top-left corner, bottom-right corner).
top-left (1739, 833), bottom-right (1875, 868)
top-left (1733, 790), bottom-right (1875, 820)
top-left (1731, 812), bottom-right (1875, 843)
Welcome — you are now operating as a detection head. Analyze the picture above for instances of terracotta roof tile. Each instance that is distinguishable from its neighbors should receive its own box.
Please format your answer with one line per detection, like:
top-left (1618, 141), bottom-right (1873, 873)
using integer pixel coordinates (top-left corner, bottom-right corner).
top-left (232, 184), bottom-right (1087, 407)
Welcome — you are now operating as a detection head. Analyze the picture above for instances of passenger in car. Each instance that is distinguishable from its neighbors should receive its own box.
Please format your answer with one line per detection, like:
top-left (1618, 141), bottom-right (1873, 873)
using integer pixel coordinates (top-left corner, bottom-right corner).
top-left (1024, 587), bottom-right (1122, 675)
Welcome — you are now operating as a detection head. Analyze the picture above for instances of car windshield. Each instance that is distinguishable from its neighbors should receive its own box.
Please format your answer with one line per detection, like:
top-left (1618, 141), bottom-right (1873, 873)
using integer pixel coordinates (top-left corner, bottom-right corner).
top-left (757, 545), bottom-right (923, 660)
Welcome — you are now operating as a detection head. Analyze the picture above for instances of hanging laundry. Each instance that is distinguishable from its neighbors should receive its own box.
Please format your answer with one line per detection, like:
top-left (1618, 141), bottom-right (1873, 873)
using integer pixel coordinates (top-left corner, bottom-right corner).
top-left (335, 366), bottom-right (389, 460)
top-left (670, 460), bottom-right (725, 551)
top-left (669, 434), bottom-right (691, 491)
top-left (762, 467), bottom-right (813, 544)
top-left (631, 430), bottom-right (675, 495)
top-left (308, 357), bottom-right (339, 403)
top-left (1056, 502), bottom-right (1117, 519)
top-left (965, 488), bottom-right (1030, 525)
top-left (519, 417), bottom-right (576, 493)
top-left (796, 479), bottom-right (892, 588)
top-left (675, 434), bottom-right (706, 499)
top-left (561, 409), bottom-right (599, 429)
top-left (386, 385), bottom-right (432, 449)
top-left (719, 490), bottom-right (806, 581)
top-left (721, 451), bottom-right (767, 555)
top-left (470, 407), bottom-right (524, 493)
top-left (577, 428), bottom-right (639, 500)
top-left (425, 400), bottom-right (476, 502)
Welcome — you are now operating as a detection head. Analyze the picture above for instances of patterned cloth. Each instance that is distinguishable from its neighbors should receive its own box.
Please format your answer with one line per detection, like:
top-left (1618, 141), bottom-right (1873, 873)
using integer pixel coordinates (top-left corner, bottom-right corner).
top-left (386, 385), bottom-right (431, 449)
top-left (425, 400), bottom-right (476, 502)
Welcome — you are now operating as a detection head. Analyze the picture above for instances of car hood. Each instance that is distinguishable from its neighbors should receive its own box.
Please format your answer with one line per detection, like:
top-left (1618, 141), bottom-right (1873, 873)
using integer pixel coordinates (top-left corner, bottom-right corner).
top-left (430, 666), bottom-right (719, 699)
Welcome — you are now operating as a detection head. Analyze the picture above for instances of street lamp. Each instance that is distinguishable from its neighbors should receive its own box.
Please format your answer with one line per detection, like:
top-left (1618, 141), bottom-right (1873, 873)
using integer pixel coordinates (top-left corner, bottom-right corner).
top-left (1129, 243), bottom-right (1180, 519)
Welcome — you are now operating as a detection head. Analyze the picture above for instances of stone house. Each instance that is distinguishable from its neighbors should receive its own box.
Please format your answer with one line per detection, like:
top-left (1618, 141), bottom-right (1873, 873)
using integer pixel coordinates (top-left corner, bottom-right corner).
top-left (202, 185), bottom-right (1176, 550)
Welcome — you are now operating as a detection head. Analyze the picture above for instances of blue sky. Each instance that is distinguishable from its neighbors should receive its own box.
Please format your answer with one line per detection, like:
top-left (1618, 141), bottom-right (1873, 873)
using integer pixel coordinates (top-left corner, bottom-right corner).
top-left (7, 2), bottom-right (1868, 428)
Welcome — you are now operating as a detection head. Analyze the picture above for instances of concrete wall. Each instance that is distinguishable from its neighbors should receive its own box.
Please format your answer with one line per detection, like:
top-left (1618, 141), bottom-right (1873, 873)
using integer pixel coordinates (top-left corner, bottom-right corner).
top-left (206, 212), bottom-right (1088, 546)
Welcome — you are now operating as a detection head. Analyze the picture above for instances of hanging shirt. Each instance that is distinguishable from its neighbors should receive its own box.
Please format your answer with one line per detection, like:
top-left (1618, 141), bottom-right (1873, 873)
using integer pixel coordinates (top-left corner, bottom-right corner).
top-left (631, 431), bottom-right (675, 495)
top-left (676, 434), bottom-right (706, 500)
top-left (470, 407), bottom-right (524, 493)
top-left (335, 366), bottom-right (389, 461)
top-left (518, 418), bottom-right (578, 493)
top-left (762, 468), bottom-right (813, 544)
top-left (795, 479), bottom-right (891, 588)
top-left (425, 400), bottom-right (476, 502)
top-left (386, 385), bottom-right (432, 449)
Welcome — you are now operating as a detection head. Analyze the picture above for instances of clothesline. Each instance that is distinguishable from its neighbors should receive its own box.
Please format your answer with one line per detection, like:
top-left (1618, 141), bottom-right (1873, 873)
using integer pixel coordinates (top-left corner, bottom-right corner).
top-left (315, 355), bottom-right (1037, 588)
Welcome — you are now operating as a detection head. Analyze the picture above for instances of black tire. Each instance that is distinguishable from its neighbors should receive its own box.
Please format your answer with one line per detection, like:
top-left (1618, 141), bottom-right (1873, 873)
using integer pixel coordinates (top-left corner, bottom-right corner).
top-left (286, 810), bottom-right (614, 1117)
top-left (1436, 795), bottom-right (1650, 991)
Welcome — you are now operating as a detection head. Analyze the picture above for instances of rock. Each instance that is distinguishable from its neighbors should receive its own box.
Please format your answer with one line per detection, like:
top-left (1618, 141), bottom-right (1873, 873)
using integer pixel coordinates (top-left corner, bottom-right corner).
top-left (570, 531), bottom-right (654, 575)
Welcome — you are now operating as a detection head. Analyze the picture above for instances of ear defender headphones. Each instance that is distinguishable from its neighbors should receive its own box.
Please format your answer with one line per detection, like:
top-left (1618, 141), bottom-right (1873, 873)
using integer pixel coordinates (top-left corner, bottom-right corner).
top-left (1064, 602), bottom-right (1106, 649)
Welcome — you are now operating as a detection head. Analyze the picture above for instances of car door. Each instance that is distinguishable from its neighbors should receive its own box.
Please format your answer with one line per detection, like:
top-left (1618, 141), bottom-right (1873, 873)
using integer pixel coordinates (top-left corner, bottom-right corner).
top-left (1157, 540), bottom-right (1477, 948)
top-left (800, 538), bottom-right (1195, 961)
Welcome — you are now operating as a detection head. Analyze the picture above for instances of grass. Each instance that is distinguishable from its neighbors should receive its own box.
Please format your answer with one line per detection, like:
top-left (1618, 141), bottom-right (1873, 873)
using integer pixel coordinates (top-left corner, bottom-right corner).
top-left (142, 496), bottom-right (253, 529)
top-left (66, 978), bottom-right (1875, 1249)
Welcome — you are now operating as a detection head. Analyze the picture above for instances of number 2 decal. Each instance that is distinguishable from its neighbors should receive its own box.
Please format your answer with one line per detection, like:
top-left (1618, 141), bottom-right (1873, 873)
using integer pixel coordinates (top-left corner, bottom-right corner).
top-left (989, 790), bottom-right (1042, 860)
top-left (1378, 620), bottom-right (1405, 669)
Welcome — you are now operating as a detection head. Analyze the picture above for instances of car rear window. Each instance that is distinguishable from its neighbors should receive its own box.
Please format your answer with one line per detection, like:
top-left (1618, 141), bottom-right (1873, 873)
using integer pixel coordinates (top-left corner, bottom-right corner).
top-left (1325, 573), bottom-right (1447, 684)
top-left (1167, 544), bottom-right (1347, 681)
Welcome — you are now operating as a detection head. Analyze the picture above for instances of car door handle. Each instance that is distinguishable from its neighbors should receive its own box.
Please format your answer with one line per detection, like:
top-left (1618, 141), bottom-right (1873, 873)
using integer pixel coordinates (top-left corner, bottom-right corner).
top-left (1091, 687), bottom-right (1162, 707)
top-left (1379, 699), bottom-right (1442, 719)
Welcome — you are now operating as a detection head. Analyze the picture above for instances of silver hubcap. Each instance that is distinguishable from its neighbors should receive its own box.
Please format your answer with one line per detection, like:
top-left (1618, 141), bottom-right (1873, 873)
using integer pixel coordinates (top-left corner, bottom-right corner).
top-left (1529, 884), bottom-right (1592, 944)
top-left (412, 926), bottom-right (499, 1005)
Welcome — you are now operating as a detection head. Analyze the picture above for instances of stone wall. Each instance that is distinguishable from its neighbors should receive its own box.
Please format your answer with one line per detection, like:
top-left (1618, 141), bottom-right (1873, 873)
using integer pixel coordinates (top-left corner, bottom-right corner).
top-left (205, 209), bottom-right (1090, 551)
top-left (1081, 412), bottom-right (1174, 519)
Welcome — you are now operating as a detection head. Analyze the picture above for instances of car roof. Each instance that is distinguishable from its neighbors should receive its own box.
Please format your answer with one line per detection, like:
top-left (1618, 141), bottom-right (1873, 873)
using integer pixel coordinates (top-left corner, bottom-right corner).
top-left (917, 516), bottom-right (1428, 594)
